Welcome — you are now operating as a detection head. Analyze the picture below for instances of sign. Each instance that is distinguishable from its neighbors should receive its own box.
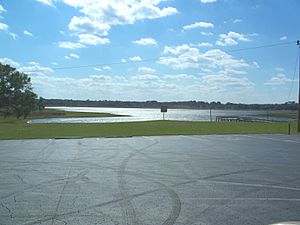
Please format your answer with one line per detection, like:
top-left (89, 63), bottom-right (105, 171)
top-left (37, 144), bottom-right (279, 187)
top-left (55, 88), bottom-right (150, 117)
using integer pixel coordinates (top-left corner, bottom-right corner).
top-left (161, 106), bottom-right (167, 113)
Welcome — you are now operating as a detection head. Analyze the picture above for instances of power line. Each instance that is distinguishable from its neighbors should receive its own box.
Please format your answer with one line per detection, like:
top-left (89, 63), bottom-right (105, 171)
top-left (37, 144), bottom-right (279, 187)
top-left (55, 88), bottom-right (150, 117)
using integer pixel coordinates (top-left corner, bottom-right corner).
top-left (286, 49), bottom-right (299, 102)
top-left (22, 41), bottom-right (296, 73)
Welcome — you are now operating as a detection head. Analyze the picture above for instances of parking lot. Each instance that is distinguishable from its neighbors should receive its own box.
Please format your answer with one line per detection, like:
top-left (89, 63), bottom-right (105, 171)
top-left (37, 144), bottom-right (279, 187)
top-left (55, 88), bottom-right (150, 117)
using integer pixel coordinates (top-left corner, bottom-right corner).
top-left (0, 134), bottom-right (300, 225)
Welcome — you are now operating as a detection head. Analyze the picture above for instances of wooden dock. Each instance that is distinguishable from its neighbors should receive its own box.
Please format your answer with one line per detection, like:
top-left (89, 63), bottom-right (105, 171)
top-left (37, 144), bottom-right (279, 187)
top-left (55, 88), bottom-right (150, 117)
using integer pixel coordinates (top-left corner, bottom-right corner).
top-left (215, 116), bottom-right (281, 122)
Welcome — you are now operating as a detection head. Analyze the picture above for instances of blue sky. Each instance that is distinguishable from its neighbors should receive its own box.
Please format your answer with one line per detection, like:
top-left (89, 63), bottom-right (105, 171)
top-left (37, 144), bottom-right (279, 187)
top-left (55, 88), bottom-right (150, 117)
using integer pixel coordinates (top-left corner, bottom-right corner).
top-left (0, 0), bottom-right (299, 103)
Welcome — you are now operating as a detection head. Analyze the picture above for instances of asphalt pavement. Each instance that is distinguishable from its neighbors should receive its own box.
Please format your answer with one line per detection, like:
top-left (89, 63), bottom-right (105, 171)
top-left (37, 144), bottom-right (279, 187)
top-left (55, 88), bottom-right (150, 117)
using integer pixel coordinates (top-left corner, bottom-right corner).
top-left (0, 134), bottom-right (300, 225)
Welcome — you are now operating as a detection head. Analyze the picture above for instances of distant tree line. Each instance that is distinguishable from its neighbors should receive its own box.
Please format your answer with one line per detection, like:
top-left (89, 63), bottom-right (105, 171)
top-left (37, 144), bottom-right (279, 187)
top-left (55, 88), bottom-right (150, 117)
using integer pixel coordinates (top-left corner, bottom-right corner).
top-left (45, 99), bottom-right (298, 111)
top-left (0, 63), bottom-right (44, 118)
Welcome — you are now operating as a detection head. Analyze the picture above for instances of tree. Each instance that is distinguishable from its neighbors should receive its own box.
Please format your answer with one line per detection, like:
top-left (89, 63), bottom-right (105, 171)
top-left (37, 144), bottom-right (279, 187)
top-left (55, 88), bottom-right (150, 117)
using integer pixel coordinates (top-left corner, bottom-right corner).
top-left (37, 97), bottom-right (45, 111)
top-left (0, 63), bottom-right (39, 118)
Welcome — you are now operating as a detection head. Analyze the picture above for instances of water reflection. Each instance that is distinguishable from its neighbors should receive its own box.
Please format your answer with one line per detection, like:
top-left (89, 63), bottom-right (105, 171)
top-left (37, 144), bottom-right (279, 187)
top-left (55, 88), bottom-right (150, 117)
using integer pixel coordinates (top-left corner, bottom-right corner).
top-left (28, 107), bottom-right (268, 124)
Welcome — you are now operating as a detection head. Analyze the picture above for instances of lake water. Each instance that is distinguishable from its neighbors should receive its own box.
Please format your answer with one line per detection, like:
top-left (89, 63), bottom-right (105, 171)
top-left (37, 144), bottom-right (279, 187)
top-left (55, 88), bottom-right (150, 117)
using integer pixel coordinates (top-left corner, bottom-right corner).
top-left (28, 107), bottom-right (268, 124)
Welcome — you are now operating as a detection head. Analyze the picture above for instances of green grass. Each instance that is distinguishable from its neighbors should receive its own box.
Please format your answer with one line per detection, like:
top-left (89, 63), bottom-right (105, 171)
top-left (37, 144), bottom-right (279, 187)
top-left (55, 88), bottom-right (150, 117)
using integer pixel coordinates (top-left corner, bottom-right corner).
top-left (0, 108), bottom-right (125, 121)
top-left (0, 119), bottom-right (297, 140)
top-left (28, 108), bottom-right (126, 119)
top-left (249, 111), bottom-right (298, 119)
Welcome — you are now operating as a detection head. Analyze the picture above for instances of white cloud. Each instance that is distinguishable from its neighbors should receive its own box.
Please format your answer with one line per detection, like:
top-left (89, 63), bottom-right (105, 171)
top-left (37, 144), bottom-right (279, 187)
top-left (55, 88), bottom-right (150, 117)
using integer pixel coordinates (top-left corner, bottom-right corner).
top-left (9, 32), bottom-right (18, 40)
top-left (133, 37), bottom-right (157, 46)
top-left (0, 22), bottom-right (8, 31)
top-left (35, 0), bottom-right (56, 7)
top-left (253, 61), bottom-right (260, 68)
top-left (138, 67), bottom-right (156, 74)
top-left (19, 62), bottom-right (53, 76)
top-left (129, 56), bottom-right (142, 62)
top-left (78, 33), bottom-right (110, 45)
top-left (69, 16), bottom-right (111, 36)
top-left (121, 59), bottom-right (127, 63)
top-left (30, 71), bottom-right (255, 102)
top-left (280, 36), bottom-right (287, 41)
top-left (163, 74), bottom-right (198, 80)
top-left (200, 0), bottom-right (217, 3)
top-left (275, 67), bottom-right (285, 72)
top-left (65, 53), bottom-right (80, 59)
top-left (0, 4), bottom-right (6, 13)
top-left (201, 31), bottom-right (213, 36)
top-left (24, 30), bottom-right (34, 37)
top-left (0, 58), bottom-right (20, 68)
top-left (190, 42), bottom-right (213, 48)
top-left (70, 53), bottom-right (80, 59)
top-left (58, 41), bottom-right (85, 49)
top-left (183, 21), bottom-right (214, 30)
top-left (265, 74), bottom-right (293, 85)
top-left (158, 44), bottom-right (249, 70)
top-left (103, 66), bottom-right (111, 70)
top-left (63, 0), bottom-right (177, 38)
top-left (216, 31), bottom-right (251, 46)
top-left (94, 66), bottom-right (112, 71)
top-left (233, 19), bottom-right (242, 23)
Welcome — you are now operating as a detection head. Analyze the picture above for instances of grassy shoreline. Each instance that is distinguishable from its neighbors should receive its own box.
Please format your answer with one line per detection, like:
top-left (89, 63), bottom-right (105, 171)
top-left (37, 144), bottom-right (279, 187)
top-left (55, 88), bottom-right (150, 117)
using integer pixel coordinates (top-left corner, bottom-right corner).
top-left (0, 109), bottom-right (298, 140)
top-left (0, 120), bottom-right (297, 140)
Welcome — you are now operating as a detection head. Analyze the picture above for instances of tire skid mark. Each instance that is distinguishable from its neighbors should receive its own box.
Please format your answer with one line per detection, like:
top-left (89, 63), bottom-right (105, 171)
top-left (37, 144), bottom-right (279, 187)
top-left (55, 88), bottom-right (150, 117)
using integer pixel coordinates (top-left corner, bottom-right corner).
top-left (50, 142), bottom-right (85, 225)
top-left (118, 139), bottom-right (158, 225)
top-left (21, 166), bottom-right (300, 225)
top-left (0, 170), bottom-right (89, 201)
top-left (117, 138), bottom-right (181, 225)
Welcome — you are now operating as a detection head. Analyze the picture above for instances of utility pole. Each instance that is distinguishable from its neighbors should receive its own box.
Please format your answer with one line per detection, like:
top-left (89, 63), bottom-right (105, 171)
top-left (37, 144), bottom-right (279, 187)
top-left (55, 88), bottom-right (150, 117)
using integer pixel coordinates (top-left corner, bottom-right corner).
top-left (297, 40), bottom-right (300, 132)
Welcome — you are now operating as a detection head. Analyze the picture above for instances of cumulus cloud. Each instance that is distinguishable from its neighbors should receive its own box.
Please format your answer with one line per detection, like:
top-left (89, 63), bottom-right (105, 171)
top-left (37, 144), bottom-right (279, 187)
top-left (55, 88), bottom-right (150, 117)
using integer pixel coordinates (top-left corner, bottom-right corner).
top-left (200, 0), bottom-right (217, 3)
top-left (233, 19), bottom-right (242, 23)
top-left (30, 70), bottom-right (255, 102)
top-left (280, 36), bottom-right (287, 41)
top-left (129, 56), bottom-right (142, 62)
top-left (0, 22), bottom-right (8, 31)
top-left (78, 33), bottom-right (110, 45)
top-left (55, 1), bottom-right (177, 50)
top-left (63, 0), bottom-right (177, 37)
top-left (265, 74), bottom-right (293, 85)
top-left (133, 37), bottom-right (157, 46)
top-left (94, 66), bottom-right (112, 71)
top-left (103, 66), bottom-right (111, 70)
top-left (183, 21), bottom-right (214, 30)
top-left (9, 32), bottom-right (18, 40)
top-left (24, 30), bottom-right (34, 37)
top-left (0, 57), bottom-right (20, 68)
top-left (70, 53), bottom-right (80, 59)
top-left (138, 67), bottom-right (156, 74)
top-left (252, 61), bottom-right (260, 68)
top-left (216, 31), bottom-right (251, 46)
top-left (65, 53), bottom-right (80, 59)
top-left (0, 4), bottom-right (6, 13)
top-left (68, 16), bottom-right (111, 36)
top-left (190, 42), bottom-right (213, 48)
top-left (58, 41), bottom-right (85, 49)
top-left (201, 32), bottom-right (213, 36)
top-left (158, 44), bottom-right (249, 70)
top-left (275, 67), bottom-right (285, 72)
top-left (0, 57), bottom-right (254, 102)
top-left (19, 62), bottom-right (53, 76)
top-left (35, 0), bottom-right (56, 7)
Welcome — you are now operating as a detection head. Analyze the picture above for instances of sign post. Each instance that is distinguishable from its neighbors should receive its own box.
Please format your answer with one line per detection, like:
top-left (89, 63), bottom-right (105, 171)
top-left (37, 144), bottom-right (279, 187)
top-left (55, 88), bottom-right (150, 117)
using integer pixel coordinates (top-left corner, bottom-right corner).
top-left (161, 106), bottom-right (167, 120)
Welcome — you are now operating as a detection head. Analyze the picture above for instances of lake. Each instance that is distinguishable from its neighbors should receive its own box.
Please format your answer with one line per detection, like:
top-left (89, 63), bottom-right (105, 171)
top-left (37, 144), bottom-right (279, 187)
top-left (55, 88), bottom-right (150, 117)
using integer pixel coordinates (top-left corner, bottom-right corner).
top-left (28, 107), bottom-right (269, 123)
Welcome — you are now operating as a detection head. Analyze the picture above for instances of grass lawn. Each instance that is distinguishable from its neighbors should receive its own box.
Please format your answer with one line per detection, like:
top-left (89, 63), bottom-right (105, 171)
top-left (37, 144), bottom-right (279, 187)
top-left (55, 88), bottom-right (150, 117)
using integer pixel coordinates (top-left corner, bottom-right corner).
top-left (0, 118), bottom-right (298, 139)
top-left (26, 108), bottom-right (126, 119)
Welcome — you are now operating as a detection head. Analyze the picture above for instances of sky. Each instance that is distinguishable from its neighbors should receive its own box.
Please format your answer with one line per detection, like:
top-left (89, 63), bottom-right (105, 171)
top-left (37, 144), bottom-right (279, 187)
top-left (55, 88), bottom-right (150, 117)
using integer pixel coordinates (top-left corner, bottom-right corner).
top-left (0, 0), bottom-right (299, 103)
